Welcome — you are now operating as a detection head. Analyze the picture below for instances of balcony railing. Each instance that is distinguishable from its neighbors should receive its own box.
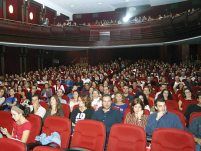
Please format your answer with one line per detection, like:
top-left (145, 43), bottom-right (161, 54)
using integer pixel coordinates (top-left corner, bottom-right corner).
top-left (0, 10), bottom-right (201, 48)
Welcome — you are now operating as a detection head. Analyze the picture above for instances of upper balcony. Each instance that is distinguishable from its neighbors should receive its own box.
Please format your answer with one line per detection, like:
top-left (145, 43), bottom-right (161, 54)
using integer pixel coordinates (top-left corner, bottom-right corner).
top-left (0, 9), bottom-right (201, 50)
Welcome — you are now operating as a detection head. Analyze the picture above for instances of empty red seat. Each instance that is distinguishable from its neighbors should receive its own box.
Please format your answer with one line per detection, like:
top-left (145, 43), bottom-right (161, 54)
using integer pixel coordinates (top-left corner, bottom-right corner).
top-left (166, 100), bottom-right (179, 111)
top-left (0, 138), bottom-right (26, 151)
top-left (33, 146), bottom-right (60, 151)
top-left (26, 114), bottom-right (42, 143)
top-left (0, 111), bottom-right (13, 134)
top-left (61, 104), bottom-right (70, 118)
top-left (189, 111), bottom-right (201, 124)
top-left (151, 128), bottom-right (195, 151)
top-left (39, 101), bottom-right (49, 109)
top-left (107, 124), bottom-right (146, 151)
top-left (181, 100), bottom-right (197, 114)
top-left (70, 120), bottom-right (106, 151)
top-left (123, 108), bottom-right (130, 123)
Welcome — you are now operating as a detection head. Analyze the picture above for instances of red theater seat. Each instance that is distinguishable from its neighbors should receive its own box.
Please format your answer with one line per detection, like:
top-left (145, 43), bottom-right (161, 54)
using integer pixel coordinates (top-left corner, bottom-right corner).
top-left (151, 128), bottom-right (195, 151)
top-left (0, 111), bottom-right (13, 134)
top-left (70, 120), bottom-right (106, 151)
top-left (39, 101), bottom-right (49, 109)
top-left (61, 104), bottom-right (70, 118)
top-left (169, 109), bottom-right (186, 128)
top-left (26, 114), bottom-right (42, 143)
top-left (165, 100), bottom-right (179, 110)
top-left (123, 108), bottom-right (130, 123)
top-left (181, 100), bottom-right (197, 114)
top-left (189, 112), bottom-right (201, 124)
top-left (0, 138), bottom-right (26, 151)
top-left (34, 116), bottom-right (71, 151)
top-left (33, 146), bottom-right (60, 151)
top-left (107, 124), bottom-right (146, 151)
top-left (166, 100), bottom-right (179, 111)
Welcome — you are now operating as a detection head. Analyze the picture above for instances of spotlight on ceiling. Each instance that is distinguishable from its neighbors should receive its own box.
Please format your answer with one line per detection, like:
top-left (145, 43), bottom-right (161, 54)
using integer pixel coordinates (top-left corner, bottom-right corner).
top-left (122, 7), bottom-right (136, 23)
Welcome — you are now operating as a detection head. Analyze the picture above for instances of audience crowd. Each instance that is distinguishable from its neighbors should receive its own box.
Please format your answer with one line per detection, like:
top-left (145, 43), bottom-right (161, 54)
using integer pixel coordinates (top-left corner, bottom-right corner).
top-left (0, 58), bottom-right (200, 150)
top-left (55, 7), bottom-right (200, 27)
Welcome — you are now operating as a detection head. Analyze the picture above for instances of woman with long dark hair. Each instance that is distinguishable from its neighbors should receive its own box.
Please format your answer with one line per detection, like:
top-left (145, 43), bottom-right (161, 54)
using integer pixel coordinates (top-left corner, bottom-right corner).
top-left (43, 95), bottom-right (64, 120)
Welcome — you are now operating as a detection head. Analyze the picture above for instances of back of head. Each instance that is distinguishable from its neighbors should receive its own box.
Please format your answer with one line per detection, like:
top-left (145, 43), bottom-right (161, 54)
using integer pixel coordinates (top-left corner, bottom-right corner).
top-left (11, 104), bottom-right (30, 117)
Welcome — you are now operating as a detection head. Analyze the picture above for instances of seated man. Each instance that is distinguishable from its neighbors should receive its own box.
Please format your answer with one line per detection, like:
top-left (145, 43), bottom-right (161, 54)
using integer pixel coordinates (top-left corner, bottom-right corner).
top-left (146, 98), bottom-right (183, 137)
top-left (92, 94), bottom-right (122, 138)
top-left (189, 116), bottom-right (201, 151)
top-left (1, 89), bottom-right (17, 111)
top-left (30, 95), bottom-right (46, 119)
top-left (185, 92), bottom-right (201, 123)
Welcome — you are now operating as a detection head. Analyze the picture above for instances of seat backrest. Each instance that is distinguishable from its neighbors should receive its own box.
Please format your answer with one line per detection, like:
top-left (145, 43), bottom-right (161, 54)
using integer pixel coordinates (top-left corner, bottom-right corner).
top-left (0, 138), bottom-right (26, 151)
top-left (42, 116), bottom-right (71, 149)
top-left (189, 111), bottom-right (201, 124)
top-left (151, 128), bottom-right (195, 151)
top-left (71, 120), bottom-right (106, 151)
top-left (61, 104), bottom-right (70, 118)
top-left (123, 108), bottom-right (130, 123)
top-left (26, 114), bottom-right (42, 143)
top-left (0, 111), bottom-right (13, 134)
top-left (166, 100), bottom-right (179, 111)
top-left (168, 109), bottom-right (186, 128)
top-left (181, 100), bottom-right (197, 114)
top-left (107, 124), bottom-right (146, 151)
top-left (39, 101), bottom-right (49, 109)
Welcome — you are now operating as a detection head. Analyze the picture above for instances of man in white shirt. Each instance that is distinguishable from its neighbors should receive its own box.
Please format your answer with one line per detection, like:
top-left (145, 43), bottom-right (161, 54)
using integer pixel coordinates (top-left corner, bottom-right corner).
top-left (30, 95), bottom-right (46, 119)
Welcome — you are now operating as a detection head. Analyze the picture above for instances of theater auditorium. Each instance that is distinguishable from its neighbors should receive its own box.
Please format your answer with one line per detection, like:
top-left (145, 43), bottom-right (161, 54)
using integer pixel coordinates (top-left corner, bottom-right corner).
top-left (0, 0), bottom-right (200, 151)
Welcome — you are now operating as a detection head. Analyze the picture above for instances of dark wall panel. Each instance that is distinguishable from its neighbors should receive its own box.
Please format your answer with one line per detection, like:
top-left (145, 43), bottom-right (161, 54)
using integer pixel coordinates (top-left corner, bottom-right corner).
top-left (4, 47), bottom-right (20, 74)
top-left (0, 0), bottom-right (3, 18)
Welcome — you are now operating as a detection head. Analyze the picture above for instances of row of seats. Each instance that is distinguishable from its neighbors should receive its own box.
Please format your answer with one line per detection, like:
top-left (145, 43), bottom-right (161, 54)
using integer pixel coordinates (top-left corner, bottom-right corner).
top-left (0, 110), bottom-right (200, 150)
top-left (38, 99), bottom-right (197, 128)
top-left (0, 118), bottom-right (196, 151)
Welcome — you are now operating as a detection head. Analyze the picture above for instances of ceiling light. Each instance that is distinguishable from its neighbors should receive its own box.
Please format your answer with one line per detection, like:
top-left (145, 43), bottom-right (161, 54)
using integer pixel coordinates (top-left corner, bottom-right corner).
top-left (29, 12), bottom-right (34, 20)
top-left (8, 5), bottom-right (14, 14)
top-left (98, 2), bottom-right (103, 5)
top-left (70, 4), bottom-right (74, 8)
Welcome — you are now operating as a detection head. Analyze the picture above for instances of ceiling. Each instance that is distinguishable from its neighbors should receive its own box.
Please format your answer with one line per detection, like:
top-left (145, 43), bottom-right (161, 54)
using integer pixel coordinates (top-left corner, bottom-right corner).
top-left (34, 0), bottom-right (187, 19)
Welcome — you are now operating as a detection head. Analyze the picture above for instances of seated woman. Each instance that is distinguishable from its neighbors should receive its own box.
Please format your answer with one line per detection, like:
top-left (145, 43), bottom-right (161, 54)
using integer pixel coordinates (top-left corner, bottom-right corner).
top-left (156, 89), bottom-right (173, 101)
top-left (178, 88), bottom-right (197, 113)
top-left (71, 95), bottom-right (93, 129)
top-left (43, 95), bottom-right (64, 121)
top-left (124, 98), bottom-right (148, 129)
top-left (143, 86), bottom-right (155, 107)
top-left (15, 85), bottom-right (23, 102)
top-left (0, 104), bottom-right (32, 143)
top-left (135, 92), bottom-right (150, 113)
top-left (112, 92), bottom-right (128, 115)
top-left (20, 91), bottom-right (31, 106)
